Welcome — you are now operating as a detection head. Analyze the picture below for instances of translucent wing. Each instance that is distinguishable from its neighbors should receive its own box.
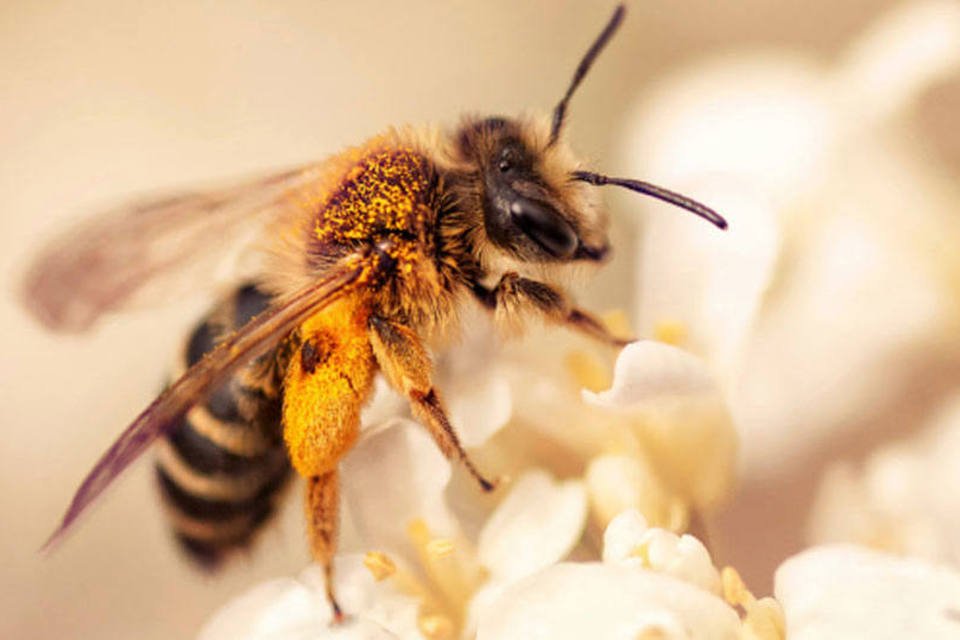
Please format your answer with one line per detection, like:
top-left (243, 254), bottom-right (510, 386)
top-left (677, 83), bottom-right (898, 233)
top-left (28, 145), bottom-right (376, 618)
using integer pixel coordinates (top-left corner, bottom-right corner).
top-left (42, 259), bottom-right (366, 551)
top-left (21, 165), bottom-right (323, 333)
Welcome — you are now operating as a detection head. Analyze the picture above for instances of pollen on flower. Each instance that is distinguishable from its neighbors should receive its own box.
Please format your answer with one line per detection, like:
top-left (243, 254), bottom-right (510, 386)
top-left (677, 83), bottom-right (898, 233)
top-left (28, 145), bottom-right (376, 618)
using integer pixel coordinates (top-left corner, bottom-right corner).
top-left (721, 566), bottom-right (756, 608)
top-left (635, 628), bottom-right (671, 640)
top-left (741, 597), bottom-right (786, 640)
top-left (629, 540), bottom-right (654, 568)
top-left (407, 518), bottom-right (429, 543)
top-left (405, 517), bottom-right (483, 636)
top-left (418, 613), bottom-right (455, 640)
top-left (719, 566), bottom-right (785, 638)
top-left (427, 538), bottom-right (456, 559)
top-left (566, 350), bottom-right (611, 391)
top-left (363, 551), bottom-right (397, 581)
top-left (653, 320), bottom-right (688, 346)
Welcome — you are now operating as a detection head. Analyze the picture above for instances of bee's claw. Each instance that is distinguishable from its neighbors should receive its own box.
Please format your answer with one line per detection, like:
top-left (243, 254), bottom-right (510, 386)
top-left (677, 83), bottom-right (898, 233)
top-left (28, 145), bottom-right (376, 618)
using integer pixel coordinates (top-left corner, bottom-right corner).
top-left (328, 593), bottom-right (347, 625)
top-left (479, 475), bottom-right (499, 493)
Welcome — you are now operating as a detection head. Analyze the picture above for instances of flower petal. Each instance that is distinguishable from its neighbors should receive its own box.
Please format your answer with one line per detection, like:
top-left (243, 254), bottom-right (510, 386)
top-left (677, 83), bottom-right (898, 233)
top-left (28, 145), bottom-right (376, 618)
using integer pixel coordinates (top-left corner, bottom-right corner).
top-left (198, 556), bottom-right (421, 640)
top-left (475, 563), bottom-right (740, 640)
top-left (834, 0), bottom-right (960, 125)
top-left (603, 509), bottom-right (721, 594)
top-left (447, 373), bottom-right (512, 449)
top-left (583, 343), bottom-right (738, 511)
top-left (477, 469), bottom-right (587, 583)
top-left (582, 341), bottom-right (717, 409)
top-left (587, 455), bottom-right (677, 530)
top-left (602, 508), bottom-right (651, 564)
top-left (342, 419), bottom-right (456, 563)
top-left (775, 545), bottom-right (960, 639)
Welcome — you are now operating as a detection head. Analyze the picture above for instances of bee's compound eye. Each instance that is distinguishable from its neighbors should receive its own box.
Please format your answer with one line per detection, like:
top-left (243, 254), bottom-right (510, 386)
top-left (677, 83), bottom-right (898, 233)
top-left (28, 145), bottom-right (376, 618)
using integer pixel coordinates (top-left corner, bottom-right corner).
top-left (497, 144), bottom-right (523, 175)
top-left (509, 199), bottom-right (578, 259)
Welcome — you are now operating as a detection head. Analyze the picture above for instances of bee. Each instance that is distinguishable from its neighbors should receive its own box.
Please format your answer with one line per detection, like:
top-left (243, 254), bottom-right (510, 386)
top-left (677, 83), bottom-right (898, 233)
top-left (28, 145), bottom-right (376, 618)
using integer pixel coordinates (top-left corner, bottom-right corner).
top-left (22, 4), bottom-right (725, 620)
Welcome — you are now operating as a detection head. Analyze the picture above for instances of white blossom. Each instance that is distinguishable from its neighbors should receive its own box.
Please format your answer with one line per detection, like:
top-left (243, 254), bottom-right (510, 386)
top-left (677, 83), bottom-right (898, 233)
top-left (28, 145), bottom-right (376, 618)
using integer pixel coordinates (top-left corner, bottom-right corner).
top-left (776, 545), bottom-right (960, 639)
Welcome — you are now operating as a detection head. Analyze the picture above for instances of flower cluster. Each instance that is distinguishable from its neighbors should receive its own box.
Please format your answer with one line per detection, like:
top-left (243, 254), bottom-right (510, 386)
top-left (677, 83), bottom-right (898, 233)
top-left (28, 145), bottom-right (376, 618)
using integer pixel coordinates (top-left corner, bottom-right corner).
top-left (199, 1), bottom-right (960, 638)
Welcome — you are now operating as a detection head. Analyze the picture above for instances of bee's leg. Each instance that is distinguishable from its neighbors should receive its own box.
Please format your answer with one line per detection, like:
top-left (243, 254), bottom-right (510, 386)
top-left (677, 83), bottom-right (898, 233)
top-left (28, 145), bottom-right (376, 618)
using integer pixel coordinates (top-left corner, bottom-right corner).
top-left (368, 316), bottom-right (497, 492)
top-left (473, 273), bottom-right (632, 348)
top-left (282, 302), bottom-right (377, 624)
top-left (306, 470), bottom-right (344, 623)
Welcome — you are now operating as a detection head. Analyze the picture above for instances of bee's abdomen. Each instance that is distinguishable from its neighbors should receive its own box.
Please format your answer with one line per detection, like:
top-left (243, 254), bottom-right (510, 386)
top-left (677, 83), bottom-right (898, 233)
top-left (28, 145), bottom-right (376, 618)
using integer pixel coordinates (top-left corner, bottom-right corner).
top-left (156, 284), bottom-right (292, 569)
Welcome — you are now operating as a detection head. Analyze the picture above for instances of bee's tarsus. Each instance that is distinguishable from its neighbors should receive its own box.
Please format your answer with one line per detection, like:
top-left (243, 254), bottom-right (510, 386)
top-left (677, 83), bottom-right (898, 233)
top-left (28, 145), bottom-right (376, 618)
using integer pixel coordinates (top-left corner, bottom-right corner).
top-left (477, 474), bottom-right (499, 493)
top-left (329, 594), bottom-right (346, 625)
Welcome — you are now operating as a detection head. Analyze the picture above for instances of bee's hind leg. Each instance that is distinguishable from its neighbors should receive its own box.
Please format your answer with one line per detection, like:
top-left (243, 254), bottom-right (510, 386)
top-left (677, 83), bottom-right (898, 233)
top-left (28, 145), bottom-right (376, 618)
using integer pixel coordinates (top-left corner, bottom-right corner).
top-left (368, 315), bottom-right (498, 493)
top-left (306, 471), bottom-right (346, 624)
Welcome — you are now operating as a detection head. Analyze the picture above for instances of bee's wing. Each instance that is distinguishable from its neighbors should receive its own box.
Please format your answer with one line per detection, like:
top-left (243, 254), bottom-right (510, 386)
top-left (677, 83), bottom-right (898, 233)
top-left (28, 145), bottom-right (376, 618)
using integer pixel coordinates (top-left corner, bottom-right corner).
top-left (42, 259), bottom-right (367, 551)
top-left (21, 165), bottom-right (323, 333)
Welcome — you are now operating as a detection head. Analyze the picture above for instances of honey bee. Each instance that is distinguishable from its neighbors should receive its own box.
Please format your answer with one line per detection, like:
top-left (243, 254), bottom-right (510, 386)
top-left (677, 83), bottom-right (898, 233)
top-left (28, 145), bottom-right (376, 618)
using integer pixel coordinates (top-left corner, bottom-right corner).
top-left (22, 4), bottom-right (725, 620)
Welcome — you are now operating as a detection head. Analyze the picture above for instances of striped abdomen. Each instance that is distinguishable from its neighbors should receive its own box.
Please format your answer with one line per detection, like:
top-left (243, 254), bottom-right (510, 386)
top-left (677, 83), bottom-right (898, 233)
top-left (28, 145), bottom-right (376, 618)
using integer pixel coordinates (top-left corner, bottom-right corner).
top-left (156, 284), bottom-right (291, 568)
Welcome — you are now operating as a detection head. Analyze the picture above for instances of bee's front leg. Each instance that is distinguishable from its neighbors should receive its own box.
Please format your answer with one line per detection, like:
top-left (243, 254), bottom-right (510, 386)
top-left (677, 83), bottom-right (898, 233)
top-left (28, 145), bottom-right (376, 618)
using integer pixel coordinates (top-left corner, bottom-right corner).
top-left (472, 272), bottom-right (632, 348)
top-left (368, 316), bottom-right (497, 492)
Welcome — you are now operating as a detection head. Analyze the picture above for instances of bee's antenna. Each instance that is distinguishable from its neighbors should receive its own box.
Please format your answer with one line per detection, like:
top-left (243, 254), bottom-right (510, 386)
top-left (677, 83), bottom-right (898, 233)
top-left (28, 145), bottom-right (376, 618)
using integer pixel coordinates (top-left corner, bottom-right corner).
top-left (572, 170), bottom-right (728, 230)
top-left (549, 4), bottom-right (626, 147)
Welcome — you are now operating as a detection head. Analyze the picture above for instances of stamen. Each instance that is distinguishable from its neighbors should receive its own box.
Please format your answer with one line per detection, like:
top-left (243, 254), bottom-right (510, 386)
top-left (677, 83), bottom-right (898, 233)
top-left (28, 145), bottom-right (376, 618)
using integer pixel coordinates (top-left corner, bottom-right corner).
top-left (407, 518), bottom-right (483, 633)
top-left (418, 613), bottom-right (456, 640)
top-left (721, 566), bottom-right (757, 609)
top-left (363, 551), bottom-right (397, 581)
top-left (629, 541), bottom-right (654, 568)
top-left (566, 350), bottom-right (611, 392)
top-left (653, 321), bottom-right (688, 347)
top-left (427, 538), bottom-right (456, 559)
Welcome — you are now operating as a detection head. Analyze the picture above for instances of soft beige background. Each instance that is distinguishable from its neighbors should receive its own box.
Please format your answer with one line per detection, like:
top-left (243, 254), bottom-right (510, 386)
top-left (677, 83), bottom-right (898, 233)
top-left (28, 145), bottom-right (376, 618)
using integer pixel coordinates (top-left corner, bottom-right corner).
top-left (1, 1), bottom-right (901, 638)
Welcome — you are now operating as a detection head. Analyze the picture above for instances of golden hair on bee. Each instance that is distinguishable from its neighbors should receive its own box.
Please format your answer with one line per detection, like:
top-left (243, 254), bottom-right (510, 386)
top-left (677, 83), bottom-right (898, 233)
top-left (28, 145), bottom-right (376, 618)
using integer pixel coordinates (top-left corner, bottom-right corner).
top-left (24, 3), bottom-right (727, 623)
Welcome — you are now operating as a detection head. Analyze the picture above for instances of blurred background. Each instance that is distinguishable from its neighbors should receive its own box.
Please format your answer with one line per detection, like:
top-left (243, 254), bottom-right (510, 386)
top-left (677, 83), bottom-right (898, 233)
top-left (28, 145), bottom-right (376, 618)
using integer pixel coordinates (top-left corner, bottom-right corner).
top-left (3, 1), bottom-right (960, 638)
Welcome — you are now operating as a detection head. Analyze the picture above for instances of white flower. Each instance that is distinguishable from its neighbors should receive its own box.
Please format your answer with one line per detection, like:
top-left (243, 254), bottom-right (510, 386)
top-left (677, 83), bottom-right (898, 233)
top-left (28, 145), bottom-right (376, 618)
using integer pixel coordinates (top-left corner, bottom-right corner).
top-left (775, 545), bottom-right (960, 639)
top-left (624, 0), bottom-right (960, 482)
top-left (602, 510), bottom-right (721, 594)
top-left (476, 470), bottom-right (586, 585)
top-left (582, 341), bottom-right (738, 519)
top-left (199, 329), bottom-right (743, 639)
top-left (198, 555), bottom-right (422, 640)
top-left (475, 563), bottom-right (740, 640)
top-left (474, 508), bottom-right (783, 640)
top-left (202, 410), bottom-right (589, 640)
top-left (808, 393), bottom-right (960, 563)
top-left (197, 5), bottom-right (960, 638)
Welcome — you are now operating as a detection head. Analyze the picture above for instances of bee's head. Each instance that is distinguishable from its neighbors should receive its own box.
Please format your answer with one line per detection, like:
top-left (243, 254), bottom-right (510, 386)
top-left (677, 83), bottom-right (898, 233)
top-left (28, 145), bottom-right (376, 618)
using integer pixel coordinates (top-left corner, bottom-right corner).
top-left (453, 4), bottom-right (726, 266)
top-left (456, 115), bottom-right (609, 263)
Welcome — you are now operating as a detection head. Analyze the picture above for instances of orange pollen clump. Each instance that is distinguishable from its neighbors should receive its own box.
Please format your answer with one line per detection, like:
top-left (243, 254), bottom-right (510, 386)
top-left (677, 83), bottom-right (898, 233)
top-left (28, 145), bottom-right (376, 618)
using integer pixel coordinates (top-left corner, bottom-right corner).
top-left (312, 148), bottom-right (432, 247)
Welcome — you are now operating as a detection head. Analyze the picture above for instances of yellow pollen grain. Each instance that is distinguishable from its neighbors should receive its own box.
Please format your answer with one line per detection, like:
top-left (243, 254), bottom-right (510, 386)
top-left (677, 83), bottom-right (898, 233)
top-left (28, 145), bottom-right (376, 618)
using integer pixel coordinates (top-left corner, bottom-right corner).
top-left (721, 566), bottom-right (756, 609)
top-left (312, 147), bottom-right (430, 247)
top-left (408, 518), bottom-right (430, 546)
top-left (363, 551), bottom-right (397, 581)
top-left (427, 538), bottom-right (456, 559)
top-left (600, 309), bottom-right (633, 339)
top-left (742, 597), bottom-right (787, 640)
top-left (653, 320), bottom-right (688, 346)
top-left (636, 628), bottom-right (670, 640)
top-left (418, 613), bottom-right (455, 640)
top-left (566, 350), bottom-right (610, 392)
top-left (628, 541), bottom-right (653, 568)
